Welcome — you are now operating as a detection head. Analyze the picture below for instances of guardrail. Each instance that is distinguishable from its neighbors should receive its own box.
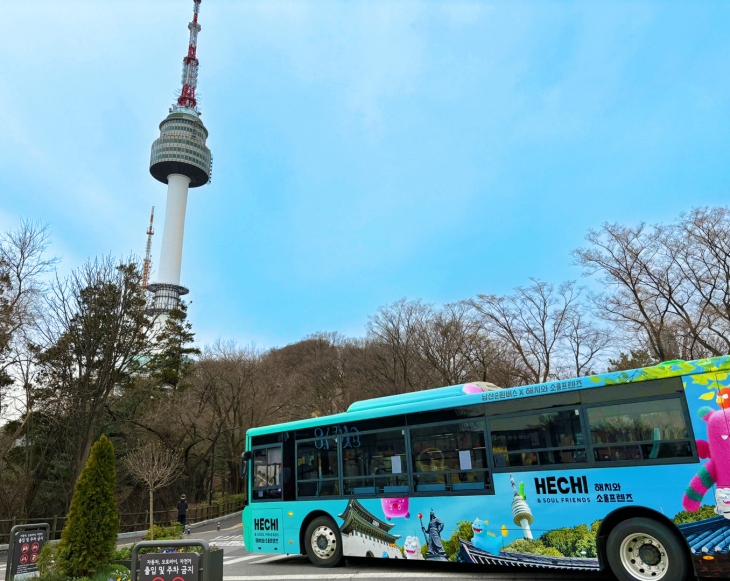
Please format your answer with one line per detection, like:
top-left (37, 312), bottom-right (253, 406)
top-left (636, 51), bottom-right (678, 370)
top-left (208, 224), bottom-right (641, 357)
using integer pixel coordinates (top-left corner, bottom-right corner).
top-left (0, 499), bottom-right (245, 544)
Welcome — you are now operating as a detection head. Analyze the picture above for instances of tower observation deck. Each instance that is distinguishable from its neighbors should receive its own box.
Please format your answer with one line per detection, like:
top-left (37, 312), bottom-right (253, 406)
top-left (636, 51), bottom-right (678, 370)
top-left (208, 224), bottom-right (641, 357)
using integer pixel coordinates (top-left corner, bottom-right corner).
top-left (148, 0), bottom-right (212, 316)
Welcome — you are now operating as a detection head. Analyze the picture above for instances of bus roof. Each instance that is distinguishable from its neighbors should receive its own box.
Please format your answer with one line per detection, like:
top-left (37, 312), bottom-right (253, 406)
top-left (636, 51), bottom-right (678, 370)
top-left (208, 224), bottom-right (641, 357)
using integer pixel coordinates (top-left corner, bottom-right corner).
top-left (246, 355), bottom-right (730, 438)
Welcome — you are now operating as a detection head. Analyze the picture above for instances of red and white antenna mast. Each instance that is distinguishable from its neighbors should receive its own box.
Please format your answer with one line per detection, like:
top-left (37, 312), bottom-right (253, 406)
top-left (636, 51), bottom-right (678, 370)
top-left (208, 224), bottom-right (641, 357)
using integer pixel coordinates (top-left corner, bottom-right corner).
top-left (141, 207), bottom-right (155, 289)
top-left (177, 0), bottom-right (202, 109)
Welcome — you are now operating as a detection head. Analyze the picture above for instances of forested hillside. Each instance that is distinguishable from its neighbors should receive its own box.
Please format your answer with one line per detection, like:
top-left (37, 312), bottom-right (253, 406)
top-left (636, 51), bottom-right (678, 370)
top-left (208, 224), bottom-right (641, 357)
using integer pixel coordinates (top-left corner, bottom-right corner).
top-left (2, 206), bottom-right (730, 519)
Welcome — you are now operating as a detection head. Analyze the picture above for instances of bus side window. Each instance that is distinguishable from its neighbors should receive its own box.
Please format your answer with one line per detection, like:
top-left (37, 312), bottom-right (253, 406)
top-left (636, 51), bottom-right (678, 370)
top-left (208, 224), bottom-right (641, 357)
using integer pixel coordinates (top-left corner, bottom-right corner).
top-left (409, 420), bottom-right (492, 494)
top-left (587, 397), bottom-right (693, 463)
top-left (296, 438), bottom-right (340, 498)
top-left (251, 445), bottom-right (283, 501)
top-left (489, 408), bottom-right (587, 470)
top-left (341, 429), bottom-right (408, 497)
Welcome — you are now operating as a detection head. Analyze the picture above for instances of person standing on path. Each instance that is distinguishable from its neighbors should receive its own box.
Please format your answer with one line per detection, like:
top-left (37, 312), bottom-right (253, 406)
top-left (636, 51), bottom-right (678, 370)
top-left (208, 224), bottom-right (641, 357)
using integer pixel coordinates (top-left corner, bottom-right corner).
top-left (177, 494), bottom-right (188, 526)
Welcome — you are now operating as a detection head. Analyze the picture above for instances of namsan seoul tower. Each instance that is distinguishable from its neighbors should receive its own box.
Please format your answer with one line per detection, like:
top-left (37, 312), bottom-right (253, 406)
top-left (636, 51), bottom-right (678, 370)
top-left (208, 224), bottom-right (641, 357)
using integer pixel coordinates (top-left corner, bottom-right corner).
top-left (510, 474), bottom-right (534, 539)
top-left (147, 0), bottom-right (212, 316)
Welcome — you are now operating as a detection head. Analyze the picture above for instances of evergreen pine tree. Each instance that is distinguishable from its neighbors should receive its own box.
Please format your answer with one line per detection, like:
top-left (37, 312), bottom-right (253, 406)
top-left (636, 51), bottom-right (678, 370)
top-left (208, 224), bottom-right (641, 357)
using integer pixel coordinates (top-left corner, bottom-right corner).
top-left (148, 302), bottom-right (200, 388)
top-left (56, 435), bottom-right (119, 577)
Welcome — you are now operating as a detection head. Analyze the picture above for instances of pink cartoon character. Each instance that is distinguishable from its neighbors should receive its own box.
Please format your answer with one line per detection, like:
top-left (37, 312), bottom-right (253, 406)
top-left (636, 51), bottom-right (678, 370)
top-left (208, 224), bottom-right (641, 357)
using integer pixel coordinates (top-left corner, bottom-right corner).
top-left (682, 397), bottom-right (730, 512)
top-left (381, 498), bottom-right (410, 520)
top-left (462, 383), bottom-right (484, 395)
top-left (462, 382), bottom-right (498, 395)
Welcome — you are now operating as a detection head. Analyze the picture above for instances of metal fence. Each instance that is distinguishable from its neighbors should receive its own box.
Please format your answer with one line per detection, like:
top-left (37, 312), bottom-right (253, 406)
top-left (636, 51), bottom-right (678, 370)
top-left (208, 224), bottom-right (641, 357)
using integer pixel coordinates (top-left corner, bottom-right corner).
top-left (0, 498), bottom-right (245, 544)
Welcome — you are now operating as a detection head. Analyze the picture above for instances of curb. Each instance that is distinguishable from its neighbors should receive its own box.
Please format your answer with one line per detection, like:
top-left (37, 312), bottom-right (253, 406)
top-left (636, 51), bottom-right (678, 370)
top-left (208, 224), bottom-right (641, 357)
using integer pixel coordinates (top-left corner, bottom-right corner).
top-left (188, 510), bottom-right (243, 531)
top-left (116, 510), bottom-right (242, 540)
top-left (0, 511), bottom-right (243, 554)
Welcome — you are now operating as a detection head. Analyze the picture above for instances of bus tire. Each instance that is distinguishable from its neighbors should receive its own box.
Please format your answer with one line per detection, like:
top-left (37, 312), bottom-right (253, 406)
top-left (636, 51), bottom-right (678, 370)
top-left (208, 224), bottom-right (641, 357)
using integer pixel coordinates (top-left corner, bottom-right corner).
top-left (606, 517), bottom-right (690, 581)
top-left (304, 515), bottom-right (343, 568)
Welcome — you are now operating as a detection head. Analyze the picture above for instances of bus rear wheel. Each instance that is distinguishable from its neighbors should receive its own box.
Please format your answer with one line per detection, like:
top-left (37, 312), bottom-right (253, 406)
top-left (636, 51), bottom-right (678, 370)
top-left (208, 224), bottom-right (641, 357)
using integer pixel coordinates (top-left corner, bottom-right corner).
top-left (304, 516), bottom-right (343, 568)
top-left (606, 517), bottom-right (689, 581)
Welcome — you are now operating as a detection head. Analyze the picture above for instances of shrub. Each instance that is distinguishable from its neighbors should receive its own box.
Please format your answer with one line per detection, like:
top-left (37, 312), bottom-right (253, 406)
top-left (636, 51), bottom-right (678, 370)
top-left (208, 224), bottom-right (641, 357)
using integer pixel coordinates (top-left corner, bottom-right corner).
top-left (55, 435), bottom-right (119, 577)
top-left (113, 546), bottom-right (133, 561)
top-left (90, 564), bottom-right (130, 581)
top-left (146, 523), bottom-right (183, 541)
top-left (36, 543), bottom-right (59, 575)
top-left (37, 570), bottom-right (66, 581)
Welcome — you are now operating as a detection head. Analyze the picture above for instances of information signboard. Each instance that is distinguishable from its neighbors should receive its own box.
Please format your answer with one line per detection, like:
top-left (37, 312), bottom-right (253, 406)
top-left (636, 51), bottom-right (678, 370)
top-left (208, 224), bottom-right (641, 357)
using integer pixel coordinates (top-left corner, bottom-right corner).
top-left (139, 552), bottom-right (199, 581)
top-left (9, 529), bottom-right (46, 581)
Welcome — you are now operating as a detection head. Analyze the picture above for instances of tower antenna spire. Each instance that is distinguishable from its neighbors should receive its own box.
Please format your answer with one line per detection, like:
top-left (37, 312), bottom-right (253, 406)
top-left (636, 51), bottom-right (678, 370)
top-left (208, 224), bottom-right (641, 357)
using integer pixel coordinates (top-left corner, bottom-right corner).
top-left (178, 0), bottom-right (202, 109)
top-left (141, 207), bottom-right (155, 289)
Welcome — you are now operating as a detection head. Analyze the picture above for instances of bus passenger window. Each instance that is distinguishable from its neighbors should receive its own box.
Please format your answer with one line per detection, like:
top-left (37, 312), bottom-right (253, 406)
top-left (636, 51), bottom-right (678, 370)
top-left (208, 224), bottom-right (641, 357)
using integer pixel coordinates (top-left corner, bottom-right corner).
top-left (341, 430), bottom-right (408, 496)
top-left (490, 409), bottom-right (587, 469)
top-left (252, 446), bottom-right (283, 500)
top-left (587, 398), bottom-right (693, 463)
top-left (409, 420), bottom-right (491, 494)
top-left (296, 438), bottom-right (340, 498)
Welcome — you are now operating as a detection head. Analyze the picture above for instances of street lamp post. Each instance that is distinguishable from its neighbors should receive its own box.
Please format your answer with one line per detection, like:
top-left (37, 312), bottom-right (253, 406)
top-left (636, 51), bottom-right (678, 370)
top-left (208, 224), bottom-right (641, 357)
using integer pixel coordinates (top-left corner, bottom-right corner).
top-left (208, 427), bottom-right (244, 506)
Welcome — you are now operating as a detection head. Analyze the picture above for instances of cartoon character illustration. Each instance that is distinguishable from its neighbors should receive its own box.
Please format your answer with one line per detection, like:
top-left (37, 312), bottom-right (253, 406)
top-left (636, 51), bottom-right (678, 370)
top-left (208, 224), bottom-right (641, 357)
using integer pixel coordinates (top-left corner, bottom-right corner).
top-left (403, 536), bottom-right (422, 560)
top-left (381, 551), bottom-right (389, 558)
top-left (682, 405), bottom-right (730, 512)
top-left (461, 382), bottom-right (497, 395)
top-left (381, 498), bottom-right (410, 520)
top-left (715, 488), bottom-right (730, 519)
top-left (463, 383), bottom-right (484, 394)
top-left (471, 518), bottom-right (508, 554)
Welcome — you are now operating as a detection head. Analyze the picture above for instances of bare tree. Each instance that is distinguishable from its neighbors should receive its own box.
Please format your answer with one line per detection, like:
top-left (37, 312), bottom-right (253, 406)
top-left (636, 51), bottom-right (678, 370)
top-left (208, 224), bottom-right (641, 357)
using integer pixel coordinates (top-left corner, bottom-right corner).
top-left (573, 211), bottom-right (730, 362)
top-left (470, 279), bottom-right (584, 383)
top-left (671, 207), bottom-right (730, 355)
top-left (0, 221), bottom-right (56, 463)
top-left (366, 299), bottom-right (432, 395)
top-left (123, 443), bottom-right (183, 539)
top-left (563, 308), bottom-right (612, 377)
top-left (412, 302), bottom-right (467, 386)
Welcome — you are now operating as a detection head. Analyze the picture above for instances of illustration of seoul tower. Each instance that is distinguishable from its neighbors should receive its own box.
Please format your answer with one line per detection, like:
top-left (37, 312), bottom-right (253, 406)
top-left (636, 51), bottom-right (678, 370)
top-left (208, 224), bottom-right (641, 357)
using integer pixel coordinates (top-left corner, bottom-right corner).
top-left (510, 474), bottom-right (534, 539)
top-left (147, 0), bottom-right (212, 316)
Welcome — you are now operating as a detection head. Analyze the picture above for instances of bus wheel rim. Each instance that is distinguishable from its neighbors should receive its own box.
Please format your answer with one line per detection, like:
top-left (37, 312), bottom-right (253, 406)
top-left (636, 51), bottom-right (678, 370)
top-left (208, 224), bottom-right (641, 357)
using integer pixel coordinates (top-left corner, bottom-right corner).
top-left (311, 525), bottom-right (337, 560)
top-left (619, 533), bottom-right (669, 581)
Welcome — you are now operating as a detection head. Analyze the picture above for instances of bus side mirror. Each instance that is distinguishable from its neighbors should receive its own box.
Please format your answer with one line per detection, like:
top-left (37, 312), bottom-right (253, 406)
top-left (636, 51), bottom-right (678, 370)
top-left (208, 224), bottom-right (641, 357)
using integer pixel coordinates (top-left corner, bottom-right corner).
top-left (240, 451), bottom-right (252, 479)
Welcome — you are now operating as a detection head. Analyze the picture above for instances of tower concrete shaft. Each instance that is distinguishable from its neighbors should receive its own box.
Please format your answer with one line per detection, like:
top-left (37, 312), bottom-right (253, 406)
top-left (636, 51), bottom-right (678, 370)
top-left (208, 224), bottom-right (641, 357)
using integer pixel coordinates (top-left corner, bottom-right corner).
top-left (148, 0), bottom-right (212, 315)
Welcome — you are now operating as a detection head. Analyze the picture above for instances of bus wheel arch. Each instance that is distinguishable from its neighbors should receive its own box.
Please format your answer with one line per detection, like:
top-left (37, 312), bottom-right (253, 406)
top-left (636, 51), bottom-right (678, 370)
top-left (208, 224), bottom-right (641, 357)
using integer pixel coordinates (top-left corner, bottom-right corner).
top-left (300, 511), bottom-right (343, 567)
top-left (299, 510), bottom-right (332, 555)
top-left (597, 507), bottom-right (692, 581)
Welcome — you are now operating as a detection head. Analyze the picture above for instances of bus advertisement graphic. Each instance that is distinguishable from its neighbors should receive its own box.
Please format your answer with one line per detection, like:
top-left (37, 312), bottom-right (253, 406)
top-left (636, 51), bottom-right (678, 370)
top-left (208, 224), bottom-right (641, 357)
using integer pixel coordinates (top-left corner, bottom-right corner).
top-left (251, 509), bottom-right (283, 551)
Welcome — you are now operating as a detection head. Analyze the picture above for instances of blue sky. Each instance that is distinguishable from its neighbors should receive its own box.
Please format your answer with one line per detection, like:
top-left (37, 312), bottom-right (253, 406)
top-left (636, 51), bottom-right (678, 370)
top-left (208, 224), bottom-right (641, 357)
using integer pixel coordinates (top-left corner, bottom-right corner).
top-left (2, 1), bottom-right (729, 349)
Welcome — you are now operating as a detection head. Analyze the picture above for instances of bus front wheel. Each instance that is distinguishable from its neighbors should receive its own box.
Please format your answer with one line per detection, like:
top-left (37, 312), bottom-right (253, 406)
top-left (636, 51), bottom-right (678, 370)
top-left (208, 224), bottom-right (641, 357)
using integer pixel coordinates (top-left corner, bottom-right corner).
top-left (304, 516), bottom-right (343, 568)
top-left (606, 517), bottom-right (690, 581)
